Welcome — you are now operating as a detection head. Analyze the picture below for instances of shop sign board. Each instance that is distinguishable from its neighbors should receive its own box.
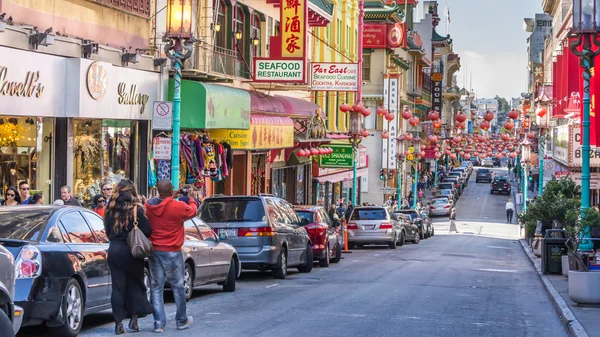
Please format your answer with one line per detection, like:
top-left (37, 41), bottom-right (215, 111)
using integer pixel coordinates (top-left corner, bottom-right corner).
top-left (363, 23), bottom-right (406, 49)
top-left (555, 171), bottom-right (600, 189)
top-left (0, 46), bottom-right (66, 117)
top-left (431, 73), bottom-right (443, 116)
top-left (554, 124), bottom-right (600, 167)
top-left (253, 59), bottom-right (305, 82)
top-left (281, 0), bottom-right (306, 58)
top-left (153, 137), bottom-right (172, 160)
top-left (152, 101), bottom-right (173, 130)
top-left (310, 63), bottom-right (358, 91)
top-left (319, 145), bottom-right (354, 168)
top-left (382, 76), bottom-right (398, 169)
top-left (209, 117), bottom-right (294, 150)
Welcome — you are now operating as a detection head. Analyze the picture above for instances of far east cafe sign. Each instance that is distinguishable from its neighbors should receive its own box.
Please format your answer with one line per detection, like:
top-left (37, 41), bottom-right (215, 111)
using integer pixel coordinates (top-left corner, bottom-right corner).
top-left (254, 0), bottom-right (307, 82)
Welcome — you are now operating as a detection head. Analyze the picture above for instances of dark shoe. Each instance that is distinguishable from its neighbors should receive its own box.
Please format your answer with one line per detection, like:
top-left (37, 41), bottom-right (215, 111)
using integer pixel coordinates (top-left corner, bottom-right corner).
top-left (129, 316), bottom-right (140, 332)
top-left (115, 322), bottom-right (126, 335)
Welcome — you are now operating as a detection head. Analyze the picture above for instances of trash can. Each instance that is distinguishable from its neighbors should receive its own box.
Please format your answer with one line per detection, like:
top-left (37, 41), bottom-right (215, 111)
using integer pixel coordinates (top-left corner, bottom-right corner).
top-left (541, 229), bottom-right (568, 274)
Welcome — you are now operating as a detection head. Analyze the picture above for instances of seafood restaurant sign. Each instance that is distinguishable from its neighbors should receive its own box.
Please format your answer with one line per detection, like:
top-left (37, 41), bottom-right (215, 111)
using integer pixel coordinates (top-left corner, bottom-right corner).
top-left (310, 63), bottom-right (359, 91)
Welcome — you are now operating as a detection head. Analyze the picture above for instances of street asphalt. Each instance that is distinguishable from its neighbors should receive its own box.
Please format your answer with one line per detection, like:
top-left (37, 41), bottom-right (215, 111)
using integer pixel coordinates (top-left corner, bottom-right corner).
top-left (18, 166), bottom-right (568, 337)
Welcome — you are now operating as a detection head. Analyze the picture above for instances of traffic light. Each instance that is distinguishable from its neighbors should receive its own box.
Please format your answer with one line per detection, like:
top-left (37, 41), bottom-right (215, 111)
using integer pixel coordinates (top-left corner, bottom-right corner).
top-left (379, 170), bottom-right (386, 180)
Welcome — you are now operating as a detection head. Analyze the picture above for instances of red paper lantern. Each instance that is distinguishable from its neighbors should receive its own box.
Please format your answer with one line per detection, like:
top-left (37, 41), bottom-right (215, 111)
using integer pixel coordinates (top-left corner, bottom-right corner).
top-left (401, 107), bottom-right (412, 120)
top-left (409, 116), bottom-right (420, 126)
top-left (527, 131), bottom-right (536, 139)
top-left (457, 121), bottom-right (466, 129)
top-left (419, 151), bottom-right (426, 158)
top-left (510, 152), bottom-right (517, 159)
top-left (361, 108), bottom-right (371, 117)
top-left (404, 133), bottom-right (414, 141)
top-left (480, 121), bottom-right (490, 130)
top-left (381, 131), bottom-right (389, 139)
top-left (536, 106), bottom-right (547, 117)
top-left (456, 112), bottom-right (467, 123)
top-left (339, 103), bottom-right (350, 113)
top-left (318, 148), bottom-right (326, 155)
top-left (352, 102), bottom-right (363, 112)
top-left (361, 130), bottom-right (370, 138)
top-left (452, 136), bottom-right (462, 143)
top-left (435, 152), bottom-right (442, 159)
top-left (310, 148), bottom-right (319, 155)
top-left (501, 134), bottom-right (510, 141)
top-left (450, 153), bottom-right (457, 159)
top-left (504, 121), bottom-right (514, 130)
top-left (433, 119), bottom-right (443, 128)
top-left (385, 112), bottom-right (395, 121)
top-left (297, 149), bottom-right (306, 157)
top-left (495, 153), bottom-right (502, 159)
top-left (428, 135), bottom-right (438, 143)
top-left (428, 110), bottom-right (439, 121)
top-left (508, 109), bottom-right (519, 120)
top-left (376, 106), bottom-right (388, 116)
top-left (483, 111), bottom-right (495, 122)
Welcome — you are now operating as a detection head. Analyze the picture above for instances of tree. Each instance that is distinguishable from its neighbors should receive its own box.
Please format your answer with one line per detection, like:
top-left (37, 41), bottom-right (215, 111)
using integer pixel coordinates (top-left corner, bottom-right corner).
top-left (494, 95), bottom-right (510, 113)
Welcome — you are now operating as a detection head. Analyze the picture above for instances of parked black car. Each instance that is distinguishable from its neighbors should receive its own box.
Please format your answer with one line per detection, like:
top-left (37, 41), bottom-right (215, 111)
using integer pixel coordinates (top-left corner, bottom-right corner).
top-left (491, 176), bottom-right (511, 195)
top-left (0, 206), bottom-right (113, 337)
top-left (394, 210), bottom-right (432, 239)
top-left (476, 168), bottom-right (492, 183)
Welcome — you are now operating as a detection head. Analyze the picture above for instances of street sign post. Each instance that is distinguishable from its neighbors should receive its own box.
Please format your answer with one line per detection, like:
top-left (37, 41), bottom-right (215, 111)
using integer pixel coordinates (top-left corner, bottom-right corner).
top-left (152, 101), bottom-right (173, 130)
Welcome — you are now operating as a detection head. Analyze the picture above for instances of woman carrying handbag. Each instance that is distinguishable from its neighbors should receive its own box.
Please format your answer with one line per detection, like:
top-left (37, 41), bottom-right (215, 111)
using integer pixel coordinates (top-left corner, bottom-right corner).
top-left (104, 179), bottom-right (154, 334)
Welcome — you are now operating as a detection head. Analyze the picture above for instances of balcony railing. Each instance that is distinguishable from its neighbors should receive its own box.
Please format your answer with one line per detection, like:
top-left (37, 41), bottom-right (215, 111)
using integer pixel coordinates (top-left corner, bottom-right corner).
top-left (407, 86), bottom-right (423, 96)
top-left (183, 43), bottom-right (251, 79)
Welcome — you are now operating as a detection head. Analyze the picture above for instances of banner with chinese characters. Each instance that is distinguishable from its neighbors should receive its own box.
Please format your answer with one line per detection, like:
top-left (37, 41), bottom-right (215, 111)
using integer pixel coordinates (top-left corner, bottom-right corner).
top-left (281, 0), bottom-right (306, 58)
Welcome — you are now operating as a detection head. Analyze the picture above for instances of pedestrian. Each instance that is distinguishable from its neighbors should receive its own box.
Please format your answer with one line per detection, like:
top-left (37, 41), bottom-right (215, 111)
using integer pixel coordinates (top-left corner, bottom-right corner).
top-left (418, 188), bottom-right (423, 202)
top-left (336, 202), bottom-right (346, 219)
top-left (401, 199), bottom-right (409, 209)
top-left (449, 208), bottom-right (458, 233)
top-left (144, 179), bottom-right (198, 333)
top-left (61, 185), bottom-right (82, 206)
top-left (328, 205), bottom-right (340, 226)
top-left (31, 192), bottom-right (44, 205)
top-left (178, 184), bottom-right (200, 206)
top-left (101, 182), bottom-right (114, 205)
top-left (345, 201), bottom-right (353, 221)
top-left (505, 198), bottom-right (515, 223)
top-left (385, 196), bottom-right (393, 207)
top-left (92, 194), bottom-right (107, 217)
top-left (19, 181), bottom-right (32, 204)
top-left (2, 186), bottom-right (21, 205)
top-left (103, 179), bottom-right (153, 334)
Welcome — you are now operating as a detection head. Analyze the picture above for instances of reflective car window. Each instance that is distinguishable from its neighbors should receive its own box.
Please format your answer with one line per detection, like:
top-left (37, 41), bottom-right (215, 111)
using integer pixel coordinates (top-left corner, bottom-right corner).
top-left (0, 209), bottom-right (51, 241)
top-left (350, 208), bottom-right (387, 220)
top-left (60, 212), bottom-right (96, 244)
top-left (82, 212), bottom-right (109, 243)
top-left (184, 220), bottom-right (202, 241)
top-left (200, 198), bottom-right (266, 223)
top-left (198, 225), bottom-right (218, 242)
top-left (295, 211), bottom-right (314, 223)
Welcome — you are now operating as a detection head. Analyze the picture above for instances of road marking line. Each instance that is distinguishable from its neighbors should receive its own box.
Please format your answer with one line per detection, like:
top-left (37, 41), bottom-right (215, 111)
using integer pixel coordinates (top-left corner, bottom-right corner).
top-left (206, 312), bottom-right (221, 315)
top-left (487, 245), bottom-right (511, 249)
top-left (477, 268), bottom-right (518, 273)
top-left (352, 260), bottom-right (359, 262)
top-left (265, 283), bottom-right (279, 288)
top-left (374, 254), bottom-right (380, 257)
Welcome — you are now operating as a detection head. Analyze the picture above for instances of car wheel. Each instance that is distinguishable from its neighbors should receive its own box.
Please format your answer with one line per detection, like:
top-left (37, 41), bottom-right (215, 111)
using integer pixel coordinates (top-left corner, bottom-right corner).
top-left (0, 307), bottom-right (14, 337)
top-left (144, 267), bottom-right (152, 303)
top-left (298, 244), bottom-right (313, 273)
top-left (50, 278), bottom-right (83, 337)
top-left (331, 242), bottom-right (342, 263)
top-left (272, 248), bottom-right (288, 279)
top-left (222, 258), bottom-right (236, 292)
top-left (397, 231), bottom-right (405, 247)
top-left (184, 263), bottom-right (193, 302)
top-left (419, 229), bottom-right (425, 240)
top-left (319, 245), bottom-right (330, 268)
top-left (388, 236), bottom-right (397, 249)
top-left (413, 233), bottom-right (420, 244)
top-left (431, 227), bottom-right (435, 236)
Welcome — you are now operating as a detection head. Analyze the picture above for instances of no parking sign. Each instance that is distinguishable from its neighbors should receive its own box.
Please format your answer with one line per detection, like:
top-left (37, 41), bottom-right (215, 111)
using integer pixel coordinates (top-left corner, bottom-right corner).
top-left (152, 101), bottom-right (173, 130)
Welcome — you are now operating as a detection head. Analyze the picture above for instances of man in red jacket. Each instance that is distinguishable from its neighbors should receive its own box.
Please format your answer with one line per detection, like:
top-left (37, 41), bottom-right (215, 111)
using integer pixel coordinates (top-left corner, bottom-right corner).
top-left (145, 179), bottom-right (198, 333)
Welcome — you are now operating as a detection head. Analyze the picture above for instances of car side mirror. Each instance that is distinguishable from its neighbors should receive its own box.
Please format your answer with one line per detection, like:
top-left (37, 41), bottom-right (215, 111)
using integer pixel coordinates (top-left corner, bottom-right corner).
top-left (218, 232), bottom-right (228, 241)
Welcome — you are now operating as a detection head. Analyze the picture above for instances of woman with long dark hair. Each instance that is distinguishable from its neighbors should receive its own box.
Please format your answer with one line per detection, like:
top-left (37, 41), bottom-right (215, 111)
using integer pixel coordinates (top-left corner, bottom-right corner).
top-left (103, 180), bottom-right (153, 334)
top-left (2, 186), bottom-right (21, 205)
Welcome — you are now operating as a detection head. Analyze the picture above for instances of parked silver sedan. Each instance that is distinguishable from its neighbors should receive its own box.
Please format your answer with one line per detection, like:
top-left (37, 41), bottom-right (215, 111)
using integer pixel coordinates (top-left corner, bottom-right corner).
top-left (347, 207), bottom-right (404, 249)
top-left (428, 198), bottom-right (452, 217)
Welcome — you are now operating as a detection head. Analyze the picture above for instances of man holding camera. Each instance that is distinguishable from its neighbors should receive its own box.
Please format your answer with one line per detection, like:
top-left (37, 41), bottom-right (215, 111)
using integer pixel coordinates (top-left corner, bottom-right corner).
top-left (144, 180), bottom-right (199, 333)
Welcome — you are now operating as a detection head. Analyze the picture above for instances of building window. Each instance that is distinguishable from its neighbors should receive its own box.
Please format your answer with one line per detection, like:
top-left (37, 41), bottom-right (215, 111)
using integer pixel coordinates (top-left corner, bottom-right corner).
top-left (233, 5), bottom-right (245, 57)
top-left (337, 19), bottom-right (342, 46)
top-left (214, 0), bottom-right (227, 48)
top-left (363, 54), bottom-right (371, 81)
top-left (275, 21), bottom-right (280, 36)
top-left (251, 14), bottom-right (261, 58)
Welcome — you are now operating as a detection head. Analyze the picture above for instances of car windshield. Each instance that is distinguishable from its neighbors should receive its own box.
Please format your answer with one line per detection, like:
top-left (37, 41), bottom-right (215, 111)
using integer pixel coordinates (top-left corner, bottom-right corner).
top-left (440, 190), bottom-right (451, 195)
top-left (200, 198), bottom-right (266, 223)
top-left (494, 177), bottom-right (509, 182)
top-left (478, 169), bottom-right (490, 174)
top-left (350, 208), bottom-right (387, 220)
top-left (432, 199), bottom-right (447, 205)
top-left (439, 183), bottom-right (453, 188)
top-left (0, 210), bottom-right (51, 241)
top-left (295, 211), bottom-right (314, 223)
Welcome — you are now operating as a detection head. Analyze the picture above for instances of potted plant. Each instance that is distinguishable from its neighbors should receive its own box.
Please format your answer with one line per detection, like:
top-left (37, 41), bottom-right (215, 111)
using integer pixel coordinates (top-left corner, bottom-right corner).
top-left (565, 207), bottom-right (600, 304)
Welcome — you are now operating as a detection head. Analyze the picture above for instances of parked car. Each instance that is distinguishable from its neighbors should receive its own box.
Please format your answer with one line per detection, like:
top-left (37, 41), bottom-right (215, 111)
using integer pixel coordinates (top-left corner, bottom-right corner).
top-left (428, 198), bottom-right (452, 217)
top-left (490, 176), bottom-right (511, 195)
top-left (482, 157), bottom-right (494, 167)
top-left (347, 206), bottom-right (405, 249)
top-left (435, 182), bottom-right (459, 198)
top-left (443, 177), bottom-right (463, 192)
top-left (493, 158), bottom-right (502, 167)
top-left (178, 217), bottom-right (241, 300)
top-left (434, 189), bottom-right (455, 204)
top-left (200, 196), bottom-right (313, 279)
top-left (447, 172), bottom-right (467, 188)
top-left (293, 206), bottom-right (342, 267)
top-left (469, 157), bottom-right (480, 166)
top-left (395, 209), bottom-right (431, 239)
top-left (0, 244), bottom-right (22, 337)
top-left (394, 213), bottom-right (421, 243)
top-left (476, 168), bottom-right (492, 183)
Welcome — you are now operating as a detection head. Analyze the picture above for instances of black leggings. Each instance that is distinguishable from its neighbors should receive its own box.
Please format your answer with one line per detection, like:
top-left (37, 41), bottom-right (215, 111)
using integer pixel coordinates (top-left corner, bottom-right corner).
top-left (506, 209), bottom-right (514, 223)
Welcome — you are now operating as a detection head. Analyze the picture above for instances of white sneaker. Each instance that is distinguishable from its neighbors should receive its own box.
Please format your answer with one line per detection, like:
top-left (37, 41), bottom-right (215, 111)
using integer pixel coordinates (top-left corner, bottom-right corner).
top-left (177, 316), bottom-right (193, 330)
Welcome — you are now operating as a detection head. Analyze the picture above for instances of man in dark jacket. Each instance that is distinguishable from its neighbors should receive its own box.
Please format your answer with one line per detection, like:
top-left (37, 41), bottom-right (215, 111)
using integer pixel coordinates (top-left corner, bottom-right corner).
top-left (145, 180), bottom-right (198, 333)
top-left (60, 186), bottom-right (81, 206)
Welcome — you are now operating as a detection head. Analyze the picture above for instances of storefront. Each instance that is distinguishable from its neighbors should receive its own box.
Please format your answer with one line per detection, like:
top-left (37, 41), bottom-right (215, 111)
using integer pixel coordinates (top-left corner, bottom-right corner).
top-left (66, 59), bottom-right (161, 204)
top-left (163, 80), bottom-right (251, 198)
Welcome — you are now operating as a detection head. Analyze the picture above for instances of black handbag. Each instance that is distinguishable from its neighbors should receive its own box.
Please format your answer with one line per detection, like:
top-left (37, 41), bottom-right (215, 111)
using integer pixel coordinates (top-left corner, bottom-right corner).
top-left (126, 205), bottom-right (154, 259)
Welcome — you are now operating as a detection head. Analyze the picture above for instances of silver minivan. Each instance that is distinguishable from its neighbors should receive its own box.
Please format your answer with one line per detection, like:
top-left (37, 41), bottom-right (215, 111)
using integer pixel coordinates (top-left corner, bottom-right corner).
top-left (199, 196), bottom-right (313, 279)
top-left (347, 206), bottom-right (404, 249)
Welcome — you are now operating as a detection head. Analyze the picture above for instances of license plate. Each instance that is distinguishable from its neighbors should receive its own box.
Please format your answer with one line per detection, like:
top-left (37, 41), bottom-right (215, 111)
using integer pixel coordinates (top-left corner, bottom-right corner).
top-left (363, 225), bottom-right (376, 230)
top-left (220, 229), bottom-right (237, 237)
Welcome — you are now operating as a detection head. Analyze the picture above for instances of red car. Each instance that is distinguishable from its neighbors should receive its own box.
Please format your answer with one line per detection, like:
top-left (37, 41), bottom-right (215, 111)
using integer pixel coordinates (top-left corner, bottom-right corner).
top-left (293, 206), bottom-right (342, 267)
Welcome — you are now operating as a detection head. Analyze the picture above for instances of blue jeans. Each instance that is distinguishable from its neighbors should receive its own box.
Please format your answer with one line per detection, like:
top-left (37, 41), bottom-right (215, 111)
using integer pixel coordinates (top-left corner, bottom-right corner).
top-left (148, 250), bottom-right (188, 328)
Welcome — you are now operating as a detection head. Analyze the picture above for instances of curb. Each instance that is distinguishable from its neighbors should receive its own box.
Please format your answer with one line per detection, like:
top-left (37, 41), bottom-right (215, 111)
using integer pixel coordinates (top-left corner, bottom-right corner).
top-left (518, 240), bottom-right (589, 337)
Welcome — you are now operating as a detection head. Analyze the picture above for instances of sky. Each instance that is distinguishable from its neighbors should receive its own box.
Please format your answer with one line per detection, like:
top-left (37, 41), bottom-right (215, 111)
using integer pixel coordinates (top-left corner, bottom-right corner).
top-left (436, 0), bottom-right (543, 100)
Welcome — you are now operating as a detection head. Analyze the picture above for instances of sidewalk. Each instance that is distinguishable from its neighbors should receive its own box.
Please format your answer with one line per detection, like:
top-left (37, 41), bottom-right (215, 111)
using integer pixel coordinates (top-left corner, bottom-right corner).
top-left (519, 240), bottom-right (599, 337)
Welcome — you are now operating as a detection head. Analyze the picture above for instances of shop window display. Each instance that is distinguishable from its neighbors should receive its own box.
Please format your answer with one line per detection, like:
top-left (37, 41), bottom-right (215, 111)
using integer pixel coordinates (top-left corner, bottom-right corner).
top-left (0, 117), bottom-right (51, 204)
top-left (73, 120), bottom-right (132, 205)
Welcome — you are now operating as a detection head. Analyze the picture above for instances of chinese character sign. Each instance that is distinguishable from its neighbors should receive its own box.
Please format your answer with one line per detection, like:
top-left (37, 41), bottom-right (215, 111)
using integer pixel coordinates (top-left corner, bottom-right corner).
top-left (281, 0), bottom-right (306, 58)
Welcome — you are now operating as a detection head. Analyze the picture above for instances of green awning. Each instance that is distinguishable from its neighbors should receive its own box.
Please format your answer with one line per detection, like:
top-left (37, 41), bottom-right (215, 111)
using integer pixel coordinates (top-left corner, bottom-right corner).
top-left (168, 80), bottom-right (251, 130)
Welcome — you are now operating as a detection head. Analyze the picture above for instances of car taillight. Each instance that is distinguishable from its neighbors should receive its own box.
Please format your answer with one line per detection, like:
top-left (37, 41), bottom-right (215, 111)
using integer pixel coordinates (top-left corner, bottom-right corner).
top-left (505, 184), bottom-right (509, 187)
top-left (347, 223), bottom-right (358, 230)
top-left (379, 222), bottom-right (393, 229)
top-left (305, 224), bottom-right (326, 235)
top-left (237, 227), bottom-right (274, 237)
top-left (444, 205), bottom-right (451, 208)
top-left (430, 205), bottom-right (436, 209)
top-left (15, 245), bottom-right (42, 279)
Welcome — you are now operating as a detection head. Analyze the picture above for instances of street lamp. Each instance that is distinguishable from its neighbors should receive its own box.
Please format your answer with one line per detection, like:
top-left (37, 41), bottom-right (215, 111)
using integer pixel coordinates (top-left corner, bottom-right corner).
top-left (235, 30), bottom-right (243, 41)
top-left (411, 136), bottom-right (422, 209)
top-left (520, 137), bottom-right (531, 212)
top-left (340, 102), bottom-right (368, 207)
top-left (164, 0), bottom-right (195, 189)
